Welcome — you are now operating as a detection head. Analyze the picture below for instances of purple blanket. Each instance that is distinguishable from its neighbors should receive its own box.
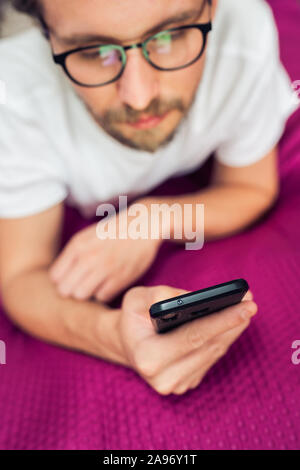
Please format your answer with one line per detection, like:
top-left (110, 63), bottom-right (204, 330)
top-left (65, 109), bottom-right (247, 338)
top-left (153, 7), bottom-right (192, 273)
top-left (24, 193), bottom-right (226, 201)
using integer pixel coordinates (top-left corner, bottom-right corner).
top-left (0, 0), bottom-right (299, 450)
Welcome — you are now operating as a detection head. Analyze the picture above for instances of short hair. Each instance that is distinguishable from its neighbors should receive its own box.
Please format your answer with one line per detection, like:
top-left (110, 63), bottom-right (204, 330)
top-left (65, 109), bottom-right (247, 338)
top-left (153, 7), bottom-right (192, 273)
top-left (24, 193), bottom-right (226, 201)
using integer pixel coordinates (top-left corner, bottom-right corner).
top-left (12, 0), bottom-right (49, 38)
top-left (12, 0), bottom-right (213, 40)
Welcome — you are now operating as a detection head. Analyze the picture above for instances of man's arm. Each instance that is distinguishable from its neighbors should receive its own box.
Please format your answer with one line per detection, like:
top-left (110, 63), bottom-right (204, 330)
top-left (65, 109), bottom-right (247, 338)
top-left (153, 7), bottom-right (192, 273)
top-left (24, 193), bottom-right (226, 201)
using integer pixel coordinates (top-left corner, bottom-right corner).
top-left (45, 147), bottom-right (279, 304)
top-left (0, 202), bottom-right (260, 396)
top-left (0, 203), bottom-right (128, 367)
top-left (143, 145), bottom-right (279, 241)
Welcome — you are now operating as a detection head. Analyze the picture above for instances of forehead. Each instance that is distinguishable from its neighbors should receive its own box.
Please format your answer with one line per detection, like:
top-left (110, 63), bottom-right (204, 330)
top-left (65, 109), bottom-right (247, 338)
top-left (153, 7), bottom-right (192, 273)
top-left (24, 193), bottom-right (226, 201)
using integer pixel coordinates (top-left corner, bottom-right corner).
top-left (42, 0), bottom-right (202, 41)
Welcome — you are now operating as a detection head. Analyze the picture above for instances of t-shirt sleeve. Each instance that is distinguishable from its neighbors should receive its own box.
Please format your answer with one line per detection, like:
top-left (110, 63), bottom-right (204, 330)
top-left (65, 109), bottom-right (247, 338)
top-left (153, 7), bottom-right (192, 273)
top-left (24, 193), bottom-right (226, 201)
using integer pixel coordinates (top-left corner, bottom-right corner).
top-left (0, 101), bottom-right (68, 218)
top-left (215, 6), bottom-right (299, 168)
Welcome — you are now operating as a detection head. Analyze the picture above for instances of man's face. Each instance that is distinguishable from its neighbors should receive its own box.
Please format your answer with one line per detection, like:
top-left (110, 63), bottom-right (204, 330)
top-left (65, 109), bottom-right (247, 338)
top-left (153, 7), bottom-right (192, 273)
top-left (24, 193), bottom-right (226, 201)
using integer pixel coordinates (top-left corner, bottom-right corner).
top-left (43, 0), bottom-right (216, 153)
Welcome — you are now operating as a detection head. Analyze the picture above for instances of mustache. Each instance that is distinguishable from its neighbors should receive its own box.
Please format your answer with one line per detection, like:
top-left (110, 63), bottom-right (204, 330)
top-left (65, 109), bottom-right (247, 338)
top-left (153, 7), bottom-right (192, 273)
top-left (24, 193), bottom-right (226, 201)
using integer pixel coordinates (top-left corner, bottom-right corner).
top-left (101, 98), bottom-right (187, 125)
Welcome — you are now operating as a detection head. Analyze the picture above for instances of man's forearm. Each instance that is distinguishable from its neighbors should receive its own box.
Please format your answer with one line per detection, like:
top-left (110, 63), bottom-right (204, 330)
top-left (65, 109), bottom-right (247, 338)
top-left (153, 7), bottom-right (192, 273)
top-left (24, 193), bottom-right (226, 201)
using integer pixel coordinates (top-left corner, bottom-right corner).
top-left (142, 183), bottom-right (277, 242)
top-left (1, 268), bottom-right (128, 367)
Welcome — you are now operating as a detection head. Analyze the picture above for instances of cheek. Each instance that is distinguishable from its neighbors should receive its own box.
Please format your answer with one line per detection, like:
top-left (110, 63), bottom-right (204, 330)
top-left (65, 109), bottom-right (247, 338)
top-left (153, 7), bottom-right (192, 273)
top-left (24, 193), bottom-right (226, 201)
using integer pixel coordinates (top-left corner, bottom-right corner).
top-left (159, 56), bottom-right (206, 104)
top-left (73, 83), bottom-right (119, 115)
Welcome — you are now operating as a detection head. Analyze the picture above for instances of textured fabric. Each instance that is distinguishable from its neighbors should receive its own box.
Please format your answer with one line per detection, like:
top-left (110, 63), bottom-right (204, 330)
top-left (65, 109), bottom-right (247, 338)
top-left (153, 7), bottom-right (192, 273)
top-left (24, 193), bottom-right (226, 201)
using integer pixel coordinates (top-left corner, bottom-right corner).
top-left (0, 0), bottom-right (299, 450)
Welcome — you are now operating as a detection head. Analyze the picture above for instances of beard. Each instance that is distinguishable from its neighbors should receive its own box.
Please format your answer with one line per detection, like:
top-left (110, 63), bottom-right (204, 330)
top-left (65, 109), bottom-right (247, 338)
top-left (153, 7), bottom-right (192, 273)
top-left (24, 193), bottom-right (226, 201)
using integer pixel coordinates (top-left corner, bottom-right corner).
top-left (81, 95), bottom-right (194, 153)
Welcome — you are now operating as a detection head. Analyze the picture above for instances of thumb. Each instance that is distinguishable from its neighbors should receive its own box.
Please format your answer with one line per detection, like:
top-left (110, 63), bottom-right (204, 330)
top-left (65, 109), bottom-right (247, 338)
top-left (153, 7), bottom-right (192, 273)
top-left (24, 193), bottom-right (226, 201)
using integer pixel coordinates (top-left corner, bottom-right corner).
top-left (122, 285), bottom-right (188, 317)
top-left (148, 285), bottom-right (189, 306)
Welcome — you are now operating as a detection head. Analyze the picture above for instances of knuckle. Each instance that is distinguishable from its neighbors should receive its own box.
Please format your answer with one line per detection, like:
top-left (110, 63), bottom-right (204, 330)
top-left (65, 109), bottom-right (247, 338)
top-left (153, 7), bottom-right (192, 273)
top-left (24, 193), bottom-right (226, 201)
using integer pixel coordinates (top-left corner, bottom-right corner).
top-left (153, 381), bottom-right (174, 396)
top-left (122, 286), bottom-right (144, 312)
top-left (74, 289), bottom-right (88, 300)
top-left (223, 311), bottom-right (243, 331)
top-left (71, 235), bottom-right (85, 253)
top-left (95, 292), bottom-right (104, 302)
top-left (190, 379), bottom-right (200, 390)
top-left (133, 348), bottom-right (159, 379)
top-left (172, 385), bottom-right (189, 395)
top-left (212, 342), bottom-right (227, 359)
top-left (123, 286), bottom-right (144, 304)
top-left (186, 326), bottom-right (206, 350)
top-left (231, 307), bottom-right (245, 325)
top-left (241, 318), bottom-right (251, 329)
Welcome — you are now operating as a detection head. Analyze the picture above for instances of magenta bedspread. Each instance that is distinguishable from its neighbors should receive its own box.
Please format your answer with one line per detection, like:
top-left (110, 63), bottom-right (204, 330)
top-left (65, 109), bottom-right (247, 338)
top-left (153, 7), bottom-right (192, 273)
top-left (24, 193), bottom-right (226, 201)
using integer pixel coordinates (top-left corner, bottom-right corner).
top-left (0, 0), bottom-right (299, 450)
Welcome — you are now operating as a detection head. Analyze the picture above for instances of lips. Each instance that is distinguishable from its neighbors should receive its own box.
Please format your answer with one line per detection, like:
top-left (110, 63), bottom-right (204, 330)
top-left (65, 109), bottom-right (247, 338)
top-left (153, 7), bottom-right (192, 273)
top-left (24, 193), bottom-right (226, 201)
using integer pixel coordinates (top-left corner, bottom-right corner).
top-left (126, 112), bottom-right (169, 130)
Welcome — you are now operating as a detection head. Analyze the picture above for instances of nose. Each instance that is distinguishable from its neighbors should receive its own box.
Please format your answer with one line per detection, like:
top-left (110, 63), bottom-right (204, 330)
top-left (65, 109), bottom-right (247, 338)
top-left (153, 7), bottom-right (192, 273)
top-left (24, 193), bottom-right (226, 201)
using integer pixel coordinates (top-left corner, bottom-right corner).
top-left (117, 47), bottom-right (159, 110)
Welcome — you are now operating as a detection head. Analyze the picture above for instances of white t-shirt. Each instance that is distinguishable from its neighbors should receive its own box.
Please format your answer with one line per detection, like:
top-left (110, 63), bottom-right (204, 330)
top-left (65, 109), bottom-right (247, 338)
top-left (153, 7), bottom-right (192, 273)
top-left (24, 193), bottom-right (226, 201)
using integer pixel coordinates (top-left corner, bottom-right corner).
top-left (0, 0), bottom-right (298, 218)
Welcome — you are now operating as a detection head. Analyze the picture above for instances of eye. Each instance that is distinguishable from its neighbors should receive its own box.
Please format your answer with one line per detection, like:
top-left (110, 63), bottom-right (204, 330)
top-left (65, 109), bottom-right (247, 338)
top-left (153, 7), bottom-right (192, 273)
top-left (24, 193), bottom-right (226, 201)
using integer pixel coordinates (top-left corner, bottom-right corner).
top-left (80, 49), bottom-right (100, 60)
top-left (170, 29), bottom-right (186, 41)
top-left (79, 45), bottom-right (120, 66)
top-left (149, 32), bottom-right (172, 54)
top-left (148, 29), bottom-right (187, 55)
top-left (99, 46), bottom-right (120, 65)
top-left (156, 32), bottom-right (172, 43)
top-left (155, 29), bottom-right (186, 44)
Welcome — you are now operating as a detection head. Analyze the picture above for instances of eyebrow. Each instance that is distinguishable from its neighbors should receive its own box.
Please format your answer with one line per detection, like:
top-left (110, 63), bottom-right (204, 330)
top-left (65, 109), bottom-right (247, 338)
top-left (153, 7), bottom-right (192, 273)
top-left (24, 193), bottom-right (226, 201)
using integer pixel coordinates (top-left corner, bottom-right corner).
top-left (52, 6), bottom-right (206, 47)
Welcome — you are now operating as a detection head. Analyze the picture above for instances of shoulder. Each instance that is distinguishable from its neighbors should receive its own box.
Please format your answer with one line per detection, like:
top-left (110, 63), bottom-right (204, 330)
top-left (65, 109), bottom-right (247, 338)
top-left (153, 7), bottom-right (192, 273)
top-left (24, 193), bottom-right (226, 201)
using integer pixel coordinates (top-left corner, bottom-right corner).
top-left (210, 0), bottom-right (278, 63)
top-left (203, 0), bottom-right (282, 102)
top-left (0, 26), bottom-right (65, 111)
top-left (190, 0), bottom-right (286, 133)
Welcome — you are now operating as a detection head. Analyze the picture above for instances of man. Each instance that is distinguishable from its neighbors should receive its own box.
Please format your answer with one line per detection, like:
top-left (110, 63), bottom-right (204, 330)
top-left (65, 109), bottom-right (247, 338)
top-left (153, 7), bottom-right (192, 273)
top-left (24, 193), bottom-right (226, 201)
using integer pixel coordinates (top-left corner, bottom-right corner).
top-left (0, 0), bottom-right (297, 395)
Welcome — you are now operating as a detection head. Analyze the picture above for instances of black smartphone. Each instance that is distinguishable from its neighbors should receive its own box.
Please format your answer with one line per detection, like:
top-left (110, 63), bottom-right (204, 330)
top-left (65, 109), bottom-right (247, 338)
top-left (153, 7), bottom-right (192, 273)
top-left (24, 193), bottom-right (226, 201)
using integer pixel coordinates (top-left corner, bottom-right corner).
top-left (149, 278), bottom-right (249, 333)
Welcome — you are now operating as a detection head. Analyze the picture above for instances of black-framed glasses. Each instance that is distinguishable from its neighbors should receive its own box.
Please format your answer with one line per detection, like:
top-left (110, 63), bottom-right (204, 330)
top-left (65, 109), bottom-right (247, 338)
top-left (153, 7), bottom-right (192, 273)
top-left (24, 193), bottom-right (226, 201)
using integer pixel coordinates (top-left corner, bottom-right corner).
top-left (53, 21), bottom-right (212, 88)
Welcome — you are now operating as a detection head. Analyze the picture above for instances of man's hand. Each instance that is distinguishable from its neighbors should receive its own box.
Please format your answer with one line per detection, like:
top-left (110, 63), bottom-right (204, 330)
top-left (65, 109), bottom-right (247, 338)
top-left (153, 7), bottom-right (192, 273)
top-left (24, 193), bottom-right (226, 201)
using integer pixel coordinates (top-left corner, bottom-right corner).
top-left (118, 285), bottom-right (257, 395)
top-left (49, 208), bottom-right (162, 303)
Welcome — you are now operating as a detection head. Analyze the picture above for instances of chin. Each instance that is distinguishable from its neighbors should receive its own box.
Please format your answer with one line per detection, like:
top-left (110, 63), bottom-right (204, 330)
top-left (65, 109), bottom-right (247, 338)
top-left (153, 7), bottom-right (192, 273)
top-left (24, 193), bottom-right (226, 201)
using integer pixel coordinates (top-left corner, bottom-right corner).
top-left (104, 125), bottom-right (179, 153)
